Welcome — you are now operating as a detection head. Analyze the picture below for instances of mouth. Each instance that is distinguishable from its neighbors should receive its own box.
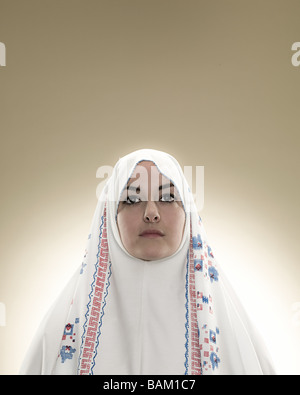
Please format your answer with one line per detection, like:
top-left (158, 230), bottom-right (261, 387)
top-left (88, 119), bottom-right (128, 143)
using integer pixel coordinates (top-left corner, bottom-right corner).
top-left (139, 229), bottom-right (165, 238)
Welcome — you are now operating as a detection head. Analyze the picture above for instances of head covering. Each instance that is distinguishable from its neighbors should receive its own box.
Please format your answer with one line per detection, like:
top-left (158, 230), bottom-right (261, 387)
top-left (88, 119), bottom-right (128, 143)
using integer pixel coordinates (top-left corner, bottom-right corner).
top-left (20, 149), bottom-right (274, 375)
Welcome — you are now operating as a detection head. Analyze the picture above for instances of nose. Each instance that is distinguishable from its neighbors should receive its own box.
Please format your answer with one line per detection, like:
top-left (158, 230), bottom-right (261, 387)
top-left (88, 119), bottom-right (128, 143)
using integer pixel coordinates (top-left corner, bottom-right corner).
top-left (143, 200), bottom-right (160, 223)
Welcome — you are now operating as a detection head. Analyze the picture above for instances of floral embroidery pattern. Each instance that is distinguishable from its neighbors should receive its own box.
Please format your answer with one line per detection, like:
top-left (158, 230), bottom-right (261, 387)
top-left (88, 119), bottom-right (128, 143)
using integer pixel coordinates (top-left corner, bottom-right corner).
top-left (208, 266), bottom-right (219, 283)
top-left (59, 319), bottom-right (79, 364)
top-left (200, 325), bottom-right (221, 372)
top-left (60, 345), bottom-right (76, 363)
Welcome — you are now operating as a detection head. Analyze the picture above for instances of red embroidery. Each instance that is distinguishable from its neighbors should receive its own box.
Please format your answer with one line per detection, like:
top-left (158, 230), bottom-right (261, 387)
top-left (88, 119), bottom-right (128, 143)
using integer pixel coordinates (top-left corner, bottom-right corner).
top-left (188, 225), bottom-right (202, 375)
top-left (79, 208), bottom-right (109, 375)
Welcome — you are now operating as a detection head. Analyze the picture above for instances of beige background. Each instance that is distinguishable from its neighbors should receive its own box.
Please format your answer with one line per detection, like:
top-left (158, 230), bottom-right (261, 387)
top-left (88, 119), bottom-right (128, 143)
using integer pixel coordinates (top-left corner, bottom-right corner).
top-left (0, 0), bottom-right (299, 374)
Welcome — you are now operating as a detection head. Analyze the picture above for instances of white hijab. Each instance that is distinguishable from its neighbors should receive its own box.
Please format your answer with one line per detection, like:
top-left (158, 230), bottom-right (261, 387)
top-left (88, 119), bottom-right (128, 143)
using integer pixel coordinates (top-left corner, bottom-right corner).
top-left (20, 149), bottom-right (275, 375)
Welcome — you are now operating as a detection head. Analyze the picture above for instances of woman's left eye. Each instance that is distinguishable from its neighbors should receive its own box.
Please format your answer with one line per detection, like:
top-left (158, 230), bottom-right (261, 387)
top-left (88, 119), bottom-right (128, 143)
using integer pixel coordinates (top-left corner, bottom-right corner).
top-left (160, 193), bottom-right (175, 203)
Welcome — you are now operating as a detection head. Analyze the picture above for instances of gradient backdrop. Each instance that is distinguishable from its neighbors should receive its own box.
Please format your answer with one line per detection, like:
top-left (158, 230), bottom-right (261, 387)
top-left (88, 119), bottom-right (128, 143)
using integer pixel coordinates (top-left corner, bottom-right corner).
top-left (0, 0), bottom-right (299, 374)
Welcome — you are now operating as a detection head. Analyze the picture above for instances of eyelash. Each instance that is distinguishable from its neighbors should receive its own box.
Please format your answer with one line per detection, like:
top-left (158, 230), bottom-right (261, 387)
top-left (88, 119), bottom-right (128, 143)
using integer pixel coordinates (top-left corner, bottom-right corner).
top-left (123, 193), bottom-right (176, 205)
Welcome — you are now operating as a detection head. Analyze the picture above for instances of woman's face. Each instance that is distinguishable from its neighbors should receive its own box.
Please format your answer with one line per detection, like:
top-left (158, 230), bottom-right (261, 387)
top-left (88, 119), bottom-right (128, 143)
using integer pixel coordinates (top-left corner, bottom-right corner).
top-left (117, 161), bottom-right (186, 261)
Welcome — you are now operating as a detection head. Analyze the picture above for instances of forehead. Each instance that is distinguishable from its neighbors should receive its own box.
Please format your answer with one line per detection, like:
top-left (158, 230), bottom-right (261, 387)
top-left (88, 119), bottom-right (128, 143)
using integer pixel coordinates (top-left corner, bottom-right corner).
top-left (117, 160), bottom-right (184, 207)
top-left (127, 160), bottom-right (172, 187)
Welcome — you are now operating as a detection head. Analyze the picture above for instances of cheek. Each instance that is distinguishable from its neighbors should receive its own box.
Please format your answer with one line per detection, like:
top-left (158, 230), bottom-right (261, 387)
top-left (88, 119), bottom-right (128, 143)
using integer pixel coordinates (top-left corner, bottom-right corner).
top-left (117, 209), bottom-right (139, 245)
top-left (164, 205), bottom-right (186, 238)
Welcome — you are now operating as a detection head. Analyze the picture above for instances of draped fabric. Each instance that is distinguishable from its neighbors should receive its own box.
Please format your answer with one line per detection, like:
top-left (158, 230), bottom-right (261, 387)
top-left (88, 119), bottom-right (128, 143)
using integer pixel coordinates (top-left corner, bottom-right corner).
top-left (20, 149), bottom-right (275, 375)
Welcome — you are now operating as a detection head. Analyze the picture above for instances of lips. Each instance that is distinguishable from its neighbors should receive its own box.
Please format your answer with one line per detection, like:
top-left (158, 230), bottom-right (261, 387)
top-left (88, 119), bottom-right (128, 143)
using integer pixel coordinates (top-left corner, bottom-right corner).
top-left (139, 229), bottom-right (165, 238)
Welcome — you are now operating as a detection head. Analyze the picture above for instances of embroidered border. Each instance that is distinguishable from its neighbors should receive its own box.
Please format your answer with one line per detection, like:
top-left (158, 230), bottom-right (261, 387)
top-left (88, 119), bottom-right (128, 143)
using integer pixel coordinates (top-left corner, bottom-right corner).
top-left (78, 206), bottom-right (111, 375)
top-left (184, 222), bottom-right (202, 375)
top-left (188, 228), bottom-right (202, 375)
top-left (90, 262), bottom-right (111, 374)
top-left (184, 251), bottom-right (190, 375)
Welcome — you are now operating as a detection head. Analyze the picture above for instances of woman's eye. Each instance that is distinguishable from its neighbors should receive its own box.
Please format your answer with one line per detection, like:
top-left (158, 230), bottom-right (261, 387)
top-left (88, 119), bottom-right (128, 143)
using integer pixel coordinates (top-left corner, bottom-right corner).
top-left (160, 193), bottom-right (175, 203)
top-left (123, 193), bottom-right (176, 204)
top-left (125, 195), bottom-right (141, 205)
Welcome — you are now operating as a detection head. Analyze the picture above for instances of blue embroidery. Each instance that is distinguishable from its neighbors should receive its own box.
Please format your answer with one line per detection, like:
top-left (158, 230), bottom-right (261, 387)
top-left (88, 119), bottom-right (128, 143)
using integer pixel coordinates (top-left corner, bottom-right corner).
top-left (184, 250), bottom-right (190, 375)
top-left (208, 266), bottom-right (219, 283)
top-left (80, 249), bottom-right (88, 274)
top-left (90, 262), bottom-right (112, 374)
top-left (210, 329), bottom-right (216, 343)
top-left (208, 245), bottom-right (214, 258)
top-left (192, 234), bottom-right (203, 250)
top-left (194, 259), bottom-right (203, 272)
top-left (78, 215), bottom-right (105, 374)
top-left (80, 263), bottom-right (87, 274)
top-left (210, 352), bottom-right (220, 370)
top-left (63, 323), bottom-right (74, 336)
top-left (60, 345), bottom-right (76, 363)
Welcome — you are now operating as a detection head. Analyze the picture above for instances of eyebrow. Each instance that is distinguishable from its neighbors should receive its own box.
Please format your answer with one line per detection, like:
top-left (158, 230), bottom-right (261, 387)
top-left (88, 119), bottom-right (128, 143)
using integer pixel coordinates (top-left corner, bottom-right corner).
top-left (159, 182), bottom-right (175, 190)
top-left (126, 182), bottom-right (175, 191)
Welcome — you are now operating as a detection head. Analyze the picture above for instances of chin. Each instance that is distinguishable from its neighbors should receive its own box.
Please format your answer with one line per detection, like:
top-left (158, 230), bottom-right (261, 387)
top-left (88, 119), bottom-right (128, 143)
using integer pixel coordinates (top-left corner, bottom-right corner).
top-left (141, 255), bottom-right (164, 261)
top-left (138, 249), bottom-right (169, 261)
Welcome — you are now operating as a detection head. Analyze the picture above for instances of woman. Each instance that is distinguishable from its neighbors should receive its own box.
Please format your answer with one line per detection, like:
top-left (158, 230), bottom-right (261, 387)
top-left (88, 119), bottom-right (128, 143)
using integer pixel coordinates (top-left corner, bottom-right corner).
top-left (20, 149), bottom-right (275, 375)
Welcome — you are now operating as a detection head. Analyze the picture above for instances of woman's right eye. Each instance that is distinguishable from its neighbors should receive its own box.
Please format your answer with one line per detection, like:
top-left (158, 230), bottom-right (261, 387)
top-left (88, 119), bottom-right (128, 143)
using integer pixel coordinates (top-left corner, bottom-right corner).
top-left (124, 195), bottom-right (141, 205)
